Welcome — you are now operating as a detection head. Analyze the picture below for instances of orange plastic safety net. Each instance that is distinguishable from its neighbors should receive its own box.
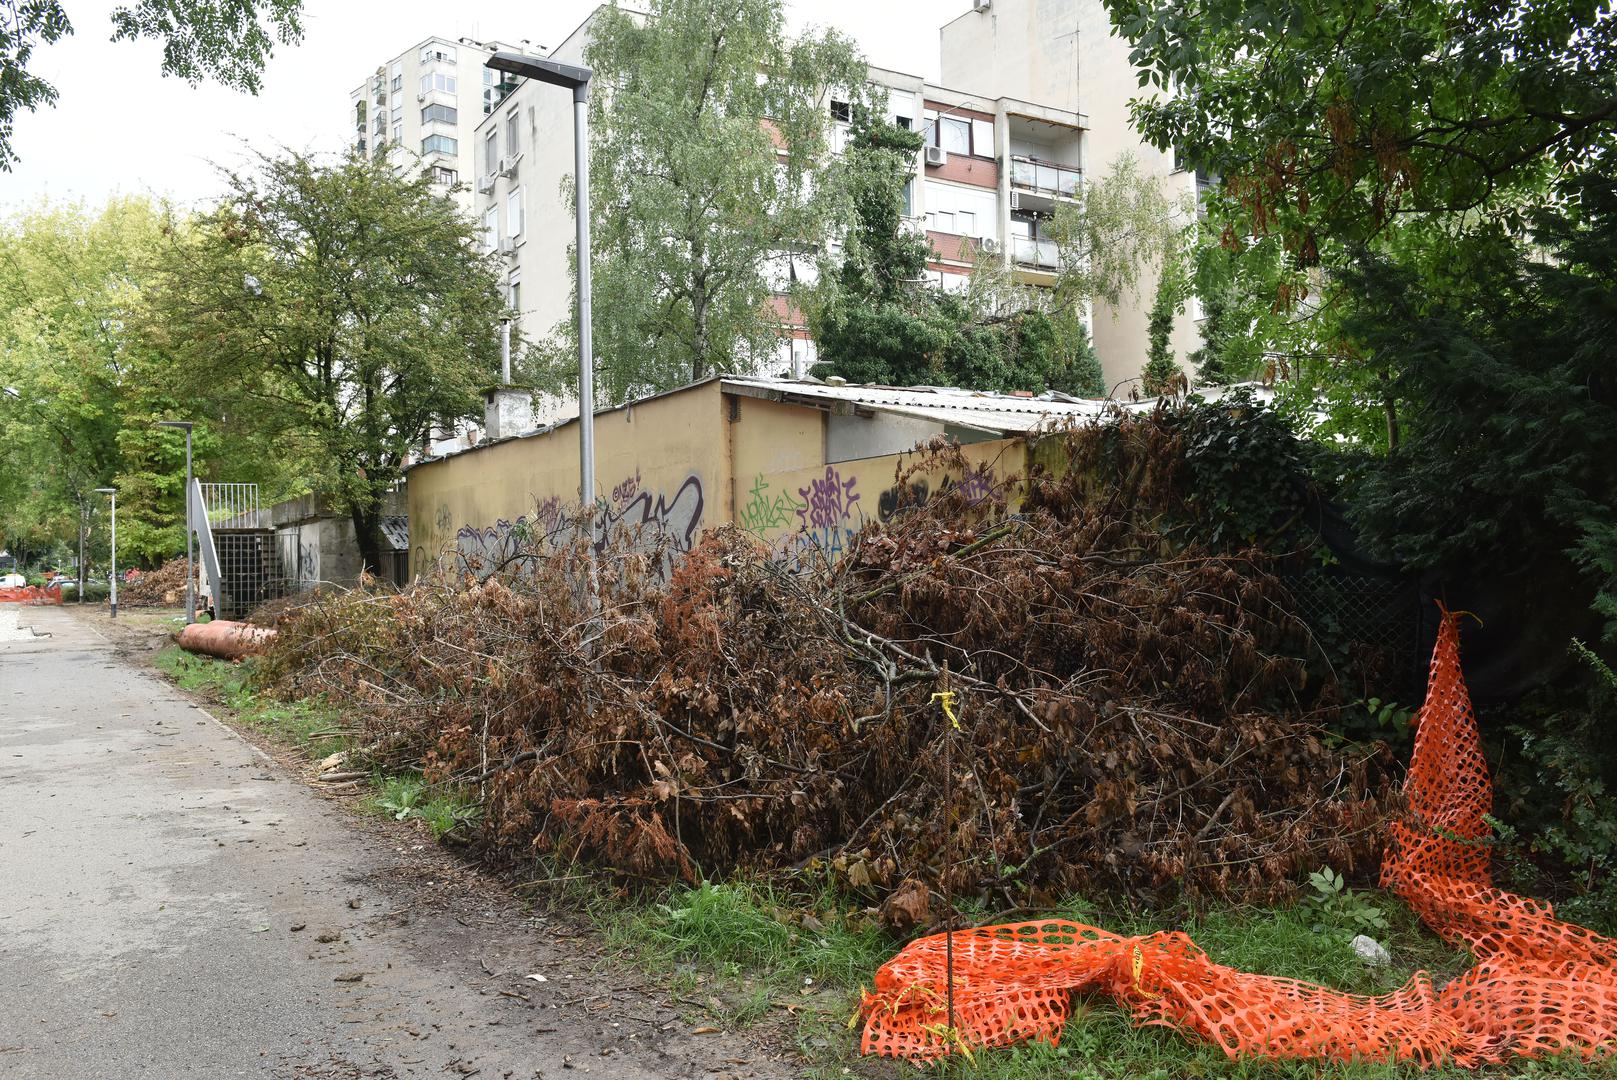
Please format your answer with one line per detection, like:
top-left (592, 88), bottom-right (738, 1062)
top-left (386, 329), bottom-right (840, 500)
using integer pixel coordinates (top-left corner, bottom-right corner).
top-left (860, 609), bottom-right (1617, 1067)
top-left (0, 585), bottom-right (61, 604)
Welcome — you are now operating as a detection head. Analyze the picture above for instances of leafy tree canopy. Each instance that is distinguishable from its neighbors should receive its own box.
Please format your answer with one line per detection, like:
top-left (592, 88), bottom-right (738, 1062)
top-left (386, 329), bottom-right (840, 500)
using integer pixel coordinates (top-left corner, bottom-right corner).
top-left (0, 0), bottom-right (303, 168)
top-left (140, 150), bottom-right (508, 569)
top-left (553, 0), bottom-right (865, 403)
top-left (1104, 0), bottom-right (1617, 256)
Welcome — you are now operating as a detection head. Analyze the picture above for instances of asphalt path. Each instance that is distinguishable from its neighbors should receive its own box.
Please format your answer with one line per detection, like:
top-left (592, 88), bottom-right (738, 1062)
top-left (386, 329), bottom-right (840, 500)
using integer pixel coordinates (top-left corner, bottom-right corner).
top-left (0, 604), bottom-right (788, 1079)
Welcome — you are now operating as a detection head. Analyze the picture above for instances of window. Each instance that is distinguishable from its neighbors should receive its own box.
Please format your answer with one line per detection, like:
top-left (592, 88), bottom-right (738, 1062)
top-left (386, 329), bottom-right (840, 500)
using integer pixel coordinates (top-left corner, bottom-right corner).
top-left (391, 104), bottom-right (402, 125)
top-left (420, 72), bottom-right (457, 95)
top-left (895, 115), bottom-right (912, 131)
top-left (506, 189), bottom-right (524, 238)
top-left (392, 123), bottom-right (402, 143)
top-left (926, 113), bottom-right (993, 157)
top-left (934, 116), bottom-right (970, 155)
top-left (421, 103), bottom-right (458, 126)
top-left (830, 99), bottom-right (851, 123)
top-left (420, 43), bottom-right (457, 64)
top-left (421, 134), bottom-right (457, 156)
top-left (901, 177), bottom-right (914, 217)
top-left (482, 207), bottom-right (499, 254)
top-left (506, 110), bottom-right (520, 157)
top-left (509, 279), bottom-right (521, 313)
top-left (972, 119), bottom-right (994, 157)
top-left (923, 180), bottom-right (998, 240)
top-left (431, 166), bottom-right (458, 187)
top-left (484, 131), bottom-right (498, 176)
top-left (391, 75), bottom-right (402, 94)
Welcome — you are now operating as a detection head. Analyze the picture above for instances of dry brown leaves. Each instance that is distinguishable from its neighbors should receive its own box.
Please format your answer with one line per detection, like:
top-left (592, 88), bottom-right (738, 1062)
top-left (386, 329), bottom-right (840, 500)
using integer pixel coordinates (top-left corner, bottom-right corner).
top-left (258, 415), bottom-right (1392, 910)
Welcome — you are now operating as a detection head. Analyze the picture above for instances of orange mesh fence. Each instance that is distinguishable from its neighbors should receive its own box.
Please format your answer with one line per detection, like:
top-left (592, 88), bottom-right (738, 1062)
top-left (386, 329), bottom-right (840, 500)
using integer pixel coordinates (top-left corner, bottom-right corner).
top-left (0, 586), bottom-right (62, 604)
top-left (860, 609), bottom-right (1617, 1067)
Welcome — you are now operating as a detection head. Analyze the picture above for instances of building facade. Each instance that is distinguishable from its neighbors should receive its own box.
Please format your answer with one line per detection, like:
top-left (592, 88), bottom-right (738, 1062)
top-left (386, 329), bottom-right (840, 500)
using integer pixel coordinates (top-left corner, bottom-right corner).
top-left (940, 0), bottom-right (1206, 391)
top-left (346, 35), bottom-right (527, 216)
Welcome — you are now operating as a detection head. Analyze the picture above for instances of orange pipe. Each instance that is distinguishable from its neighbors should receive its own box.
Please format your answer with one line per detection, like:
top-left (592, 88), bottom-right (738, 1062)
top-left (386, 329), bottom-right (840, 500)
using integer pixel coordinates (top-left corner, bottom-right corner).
top-left (176, 620), bottom-right (276, 660)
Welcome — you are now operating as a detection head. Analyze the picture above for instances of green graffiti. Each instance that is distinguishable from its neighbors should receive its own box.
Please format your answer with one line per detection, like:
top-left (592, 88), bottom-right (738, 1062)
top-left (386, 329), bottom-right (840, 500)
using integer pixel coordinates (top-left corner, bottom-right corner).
top-left (738, 474), bottom-right (805, 536)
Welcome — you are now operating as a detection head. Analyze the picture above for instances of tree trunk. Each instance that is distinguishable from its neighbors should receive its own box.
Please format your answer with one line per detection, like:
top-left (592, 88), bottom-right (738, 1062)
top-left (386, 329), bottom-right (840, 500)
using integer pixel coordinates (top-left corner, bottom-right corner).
top-left (1382, 375), bottom-right (1400, 451)
top-left (351, 504), bottom-right (383, 581)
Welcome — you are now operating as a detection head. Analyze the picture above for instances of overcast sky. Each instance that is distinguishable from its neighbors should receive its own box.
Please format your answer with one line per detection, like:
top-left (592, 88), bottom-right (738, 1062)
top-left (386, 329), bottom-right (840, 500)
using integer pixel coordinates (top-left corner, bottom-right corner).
top-left (0, 1), bottom-right (954, 210)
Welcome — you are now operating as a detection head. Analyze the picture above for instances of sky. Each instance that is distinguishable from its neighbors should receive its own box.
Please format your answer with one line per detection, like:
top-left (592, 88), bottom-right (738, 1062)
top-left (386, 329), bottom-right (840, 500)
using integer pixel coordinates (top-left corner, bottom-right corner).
top-left (0, 1), bottom-right (955, 210)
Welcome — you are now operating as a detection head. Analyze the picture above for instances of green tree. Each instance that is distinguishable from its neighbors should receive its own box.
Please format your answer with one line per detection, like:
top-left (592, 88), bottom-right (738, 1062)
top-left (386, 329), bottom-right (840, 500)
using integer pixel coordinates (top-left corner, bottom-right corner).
top-left (1046, 153), bottom-right (1183, 316)
top-left (569, 0), bottom-right (865, 401)
top-left (810, 108), bottom-right (1106, 396)
top-left (0, 1), bottom-right (303, 168)
top-left (1345, 179), bottom-right (1617, 645)
top-left (1140, 245), bottom-right (1186, 395)
top-left (1104, 0), bottom-right (1616, 257)
top-left (0, 197), bottom-right (167, 574)
top-left (141, 150), bottom-right (508, 571)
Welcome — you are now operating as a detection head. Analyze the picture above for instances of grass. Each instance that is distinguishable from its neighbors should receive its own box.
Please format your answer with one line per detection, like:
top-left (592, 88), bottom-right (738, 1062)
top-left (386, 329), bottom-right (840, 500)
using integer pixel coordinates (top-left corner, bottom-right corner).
top-left (602, 876), bottom-right (1611, 1080)
top-left (153, 645), bottom-right (345, 752)
top-left (360, 771), bottom-right (482, 840)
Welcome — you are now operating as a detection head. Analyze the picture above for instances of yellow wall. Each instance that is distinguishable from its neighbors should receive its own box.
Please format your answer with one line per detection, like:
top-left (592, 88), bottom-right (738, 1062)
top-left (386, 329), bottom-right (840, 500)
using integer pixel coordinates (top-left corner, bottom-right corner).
top-left (738, 437), bottom-right (1027, 567)
top-left (407, 380), bottom-right (1031, 575)
top-left (409, 381), bottom-right (728, 573)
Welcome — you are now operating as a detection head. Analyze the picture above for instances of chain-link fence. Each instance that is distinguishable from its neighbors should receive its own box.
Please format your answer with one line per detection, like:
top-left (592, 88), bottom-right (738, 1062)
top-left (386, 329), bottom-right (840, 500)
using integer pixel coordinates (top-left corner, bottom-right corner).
top-left (1286, 567), bottom-right (1424, 704)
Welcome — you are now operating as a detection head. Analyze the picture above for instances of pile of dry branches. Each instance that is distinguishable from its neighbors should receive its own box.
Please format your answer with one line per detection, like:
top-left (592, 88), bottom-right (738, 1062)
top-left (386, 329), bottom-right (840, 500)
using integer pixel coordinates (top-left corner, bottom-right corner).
top-left (259, 416), bottom-right (1391, 909)
top-left (121, 559), bottom-right (189, 607)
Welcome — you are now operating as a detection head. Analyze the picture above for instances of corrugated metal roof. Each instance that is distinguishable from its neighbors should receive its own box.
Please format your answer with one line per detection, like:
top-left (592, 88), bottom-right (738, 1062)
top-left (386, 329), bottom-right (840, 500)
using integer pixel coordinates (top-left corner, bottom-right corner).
top-left (720, 377), bottom-right (1141, 433)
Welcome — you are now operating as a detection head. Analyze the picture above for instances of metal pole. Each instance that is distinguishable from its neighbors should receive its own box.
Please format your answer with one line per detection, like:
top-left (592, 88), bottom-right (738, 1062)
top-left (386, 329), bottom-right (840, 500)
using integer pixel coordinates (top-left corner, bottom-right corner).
top-left (500, 317), bottom-right (512, 384)
top-left (77, 496), bottom-right (86, 605)
top-left (573, 87), bottom-right (596, 519)
top-left (184, 429), bottom-right (195, 624)
top-left (109, 493), bottom-right (118, 619)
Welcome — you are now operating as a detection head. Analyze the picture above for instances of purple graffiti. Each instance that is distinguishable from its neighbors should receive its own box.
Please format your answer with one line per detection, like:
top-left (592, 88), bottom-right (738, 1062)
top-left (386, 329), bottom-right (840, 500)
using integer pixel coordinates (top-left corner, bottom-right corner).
top-left (797, 466), bottom-right (861, 532)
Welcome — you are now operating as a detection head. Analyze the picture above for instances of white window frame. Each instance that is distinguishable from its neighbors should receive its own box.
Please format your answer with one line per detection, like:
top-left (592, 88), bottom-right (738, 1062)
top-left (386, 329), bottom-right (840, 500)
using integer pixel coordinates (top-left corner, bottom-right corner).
top-left (482, 206), bottom-right (499, 254)
top-left (506, 188), bottom-right (524, 239)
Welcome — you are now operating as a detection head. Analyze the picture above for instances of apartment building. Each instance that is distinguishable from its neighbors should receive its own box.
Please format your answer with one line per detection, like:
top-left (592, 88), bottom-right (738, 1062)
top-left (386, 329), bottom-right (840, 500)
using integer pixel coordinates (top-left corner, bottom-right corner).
top-left (469, 11), bottom-right (603, 425)
top-left (345, 36), bottom-right (525, 216)
top-left (473, 8), bottom-right (1089, 414)
top-left (939, 0), bottom-right (1205, 391)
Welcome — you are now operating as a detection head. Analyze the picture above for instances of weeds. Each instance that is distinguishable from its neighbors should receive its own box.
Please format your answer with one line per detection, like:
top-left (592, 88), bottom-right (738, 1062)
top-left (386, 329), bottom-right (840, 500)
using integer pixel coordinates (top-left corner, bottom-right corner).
top-left (363, 772), bottom-right (482, 839)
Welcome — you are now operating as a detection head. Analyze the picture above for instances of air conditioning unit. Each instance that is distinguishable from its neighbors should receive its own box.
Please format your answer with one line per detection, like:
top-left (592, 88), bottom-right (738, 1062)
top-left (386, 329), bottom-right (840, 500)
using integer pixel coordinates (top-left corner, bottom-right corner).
top-left (476, 174), bottom-right (497, 194)
top-left (498, 153), bottom-right (521, 178)
top-left (973, 0), bottom-right (992, 10)
top-left (1009, 191), bottom-right (1021, 211)
top-left (924, 145), bottom-right (948, 167)
top-left (979, 237), bottom-right (999, 254)
top-left (501, 235), bottom-right (520, 254)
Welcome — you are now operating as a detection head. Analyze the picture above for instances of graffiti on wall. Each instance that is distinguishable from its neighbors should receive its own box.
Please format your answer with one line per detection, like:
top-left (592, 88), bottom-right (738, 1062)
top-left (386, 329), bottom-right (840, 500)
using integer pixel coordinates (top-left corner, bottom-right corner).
top-left (447, 473), bottom-right (706, 579)
top-left (737, 474), bottom-right (806, 536)
top-left (753, 458), bottom-right (1009, 569)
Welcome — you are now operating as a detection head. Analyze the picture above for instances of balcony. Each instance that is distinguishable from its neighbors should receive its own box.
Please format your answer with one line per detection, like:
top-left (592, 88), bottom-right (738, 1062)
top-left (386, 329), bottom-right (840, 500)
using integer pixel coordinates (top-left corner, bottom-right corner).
top-left (1009, 156), bottom-right (1081, 210)
top-left (1011, 235), bottom-right (1060, 271)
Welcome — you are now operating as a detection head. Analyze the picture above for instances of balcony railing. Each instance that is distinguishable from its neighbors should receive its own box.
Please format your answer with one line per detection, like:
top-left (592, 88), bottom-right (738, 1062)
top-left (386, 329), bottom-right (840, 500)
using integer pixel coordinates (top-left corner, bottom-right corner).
top-left (1010, 156), bottom-right (1081, 198)
top-left (1012, 235), bottom-right (1060, 270)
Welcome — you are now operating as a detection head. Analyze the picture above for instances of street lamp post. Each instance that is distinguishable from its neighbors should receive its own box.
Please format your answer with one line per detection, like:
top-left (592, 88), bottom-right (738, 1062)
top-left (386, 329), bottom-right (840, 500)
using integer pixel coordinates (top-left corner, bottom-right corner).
top-left (158, 421), bottom-right (196, 623)
top-left (94, 487), bottom-right (117, 618)
top-left (484, 50), bottom-right (596, 518)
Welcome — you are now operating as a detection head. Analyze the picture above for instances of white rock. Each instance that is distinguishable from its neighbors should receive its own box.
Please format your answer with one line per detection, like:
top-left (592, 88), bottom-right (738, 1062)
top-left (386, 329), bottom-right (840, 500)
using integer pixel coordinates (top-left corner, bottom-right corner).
top-left (1351, 934), bottom-right (1391, 967)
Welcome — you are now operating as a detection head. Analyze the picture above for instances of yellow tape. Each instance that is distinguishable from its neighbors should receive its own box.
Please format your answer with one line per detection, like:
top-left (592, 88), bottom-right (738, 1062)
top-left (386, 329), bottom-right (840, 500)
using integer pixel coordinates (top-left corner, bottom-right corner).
top-left (931, 690), bottom-right (960, 730)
